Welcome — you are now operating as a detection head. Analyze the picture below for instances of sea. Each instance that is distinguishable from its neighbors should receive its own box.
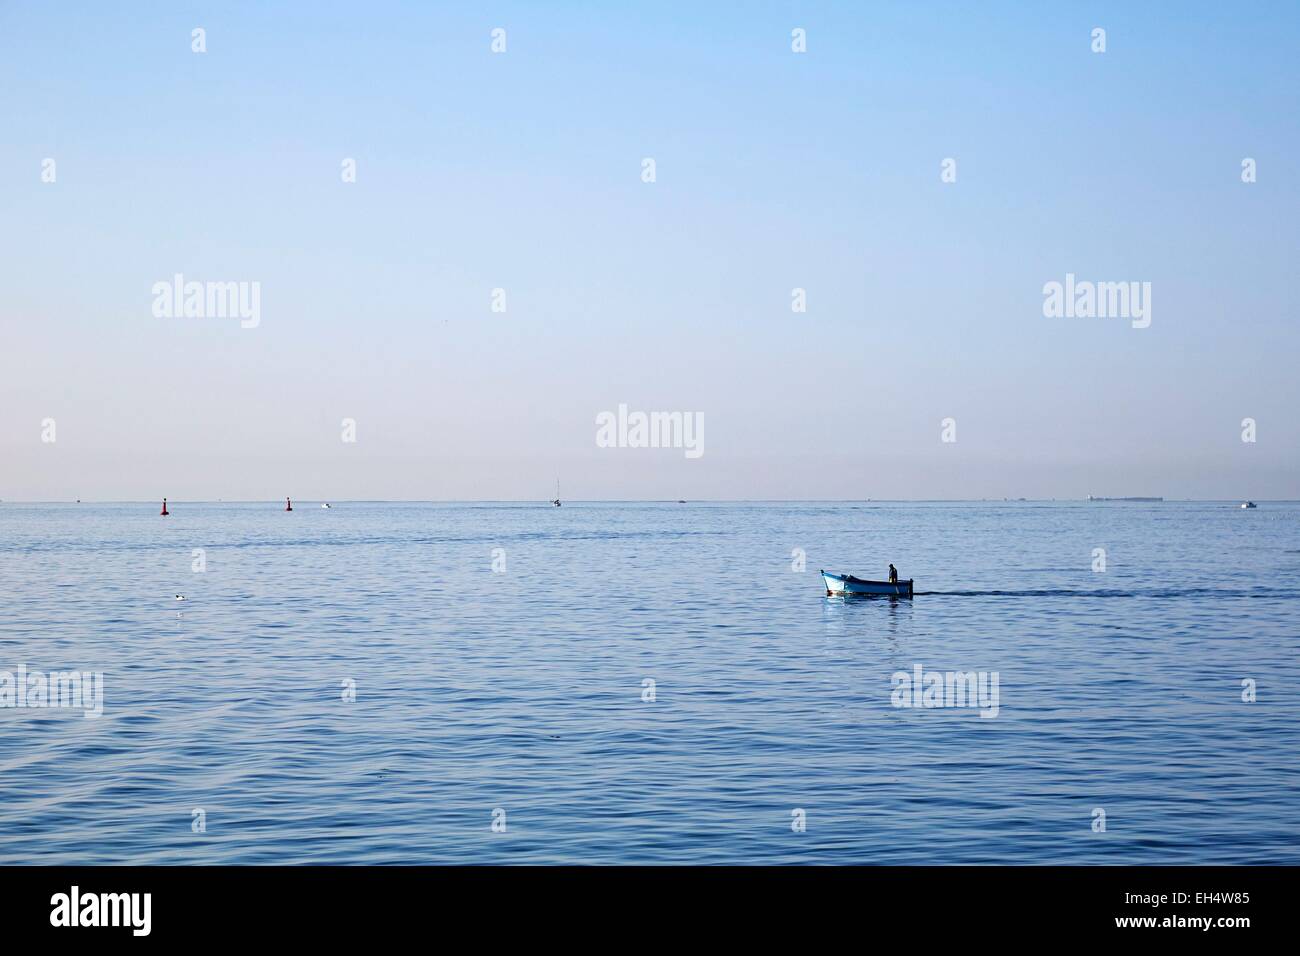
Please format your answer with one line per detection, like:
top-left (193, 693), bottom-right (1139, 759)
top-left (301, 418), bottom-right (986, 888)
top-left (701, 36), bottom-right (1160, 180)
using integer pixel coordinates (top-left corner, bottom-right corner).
top-left (1, 500), bottom-right (1297, 864)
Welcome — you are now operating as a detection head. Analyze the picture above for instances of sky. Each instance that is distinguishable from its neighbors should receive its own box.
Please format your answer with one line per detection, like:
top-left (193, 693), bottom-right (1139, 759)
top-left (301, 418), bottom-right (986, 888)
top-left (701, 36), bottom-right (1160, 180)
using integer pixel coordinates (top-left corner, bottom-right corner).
top-left (2, 1), bottom-right (1297, 501)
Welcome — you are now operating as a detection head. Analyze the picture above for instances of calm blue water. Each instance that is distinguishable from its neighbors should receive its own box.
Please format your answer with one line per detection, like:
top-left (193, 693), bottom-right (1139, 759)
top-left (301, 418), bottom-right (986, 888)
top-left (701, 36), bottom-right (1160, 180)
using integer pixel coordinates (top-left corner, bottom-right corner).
top-left (1, 501), bottom-right (1297, 864)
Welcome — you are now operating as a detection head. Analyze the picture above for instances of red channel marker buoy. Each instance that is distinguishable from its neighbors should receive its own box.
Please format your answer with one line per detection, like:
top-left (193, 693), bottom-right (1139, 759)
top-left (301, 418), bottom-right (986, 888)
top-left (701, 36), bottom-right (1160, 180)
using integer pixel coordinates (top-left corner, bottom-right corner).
top-left (161, 498), bottom-right (169, 516)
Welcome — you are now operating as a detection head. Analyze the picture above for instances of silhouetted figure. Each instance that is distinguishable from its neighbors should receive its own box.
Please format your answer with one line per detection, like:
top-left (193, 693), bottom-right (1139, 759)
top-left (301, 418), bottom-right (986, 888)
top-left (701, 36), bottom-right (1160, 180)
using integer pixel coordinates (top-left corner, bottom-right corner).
top-left (888, 564), bottom-right (897, 584)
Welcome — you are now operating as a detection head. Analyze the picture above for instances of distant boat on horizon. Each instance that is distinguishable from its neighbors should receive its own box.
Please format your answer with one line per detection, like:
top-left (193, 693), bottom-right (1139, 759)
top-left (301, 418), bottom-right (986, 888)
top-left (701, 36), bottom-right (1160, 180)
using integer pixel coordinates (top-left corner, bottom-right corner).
top-left (552, 479), bottom-right (561, 507)
top-left (1087, 496), bottom-right (1163, 502)
top-left (1241, 501), bottom-right (1257, 509)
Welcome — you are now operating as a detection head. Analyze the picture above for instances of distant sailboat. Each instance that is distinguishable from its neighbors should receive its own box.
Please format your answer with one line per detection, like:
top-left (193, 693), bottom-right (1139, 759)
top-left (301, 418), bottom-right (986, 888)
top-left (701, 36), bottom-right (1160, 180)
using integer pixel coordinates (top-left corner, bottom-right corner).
top-left (552, 479), bottom-right (562, 507)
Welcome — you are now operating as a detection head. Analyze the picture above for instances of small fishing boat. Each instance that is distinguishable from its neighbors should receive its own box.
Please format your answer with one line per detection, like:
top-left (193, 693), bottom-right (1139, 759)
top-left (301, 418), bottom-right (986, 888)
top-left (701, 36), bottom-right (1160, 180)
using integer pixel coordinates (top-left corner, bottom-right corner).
top-left (821, 570), bottom-right (913, 597)
top-left (1241, 501), bottom-right (1257, 509)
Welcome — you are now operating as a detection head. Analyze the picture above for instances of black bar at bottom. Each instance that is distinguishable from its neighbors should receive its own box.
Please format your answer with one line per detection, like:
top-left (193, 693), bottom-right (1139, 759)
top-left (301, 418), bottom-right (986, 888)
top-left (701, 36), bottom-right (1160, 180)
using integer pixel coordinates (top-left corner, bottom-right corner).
top-left (0, 865), bottom-right (1280, 941)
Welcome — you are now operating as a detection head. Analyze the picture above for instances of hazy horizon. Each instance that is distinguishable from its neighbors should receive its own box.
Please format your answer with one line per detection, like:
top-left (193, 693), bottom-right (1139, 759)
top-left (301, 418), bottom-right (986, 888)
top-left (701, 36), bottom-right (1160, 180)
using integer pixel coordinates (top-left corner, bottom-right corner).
top-left (4, 2), bottom-right (1297, 501)
top-left (3, 497), bottom-right (1290, 505)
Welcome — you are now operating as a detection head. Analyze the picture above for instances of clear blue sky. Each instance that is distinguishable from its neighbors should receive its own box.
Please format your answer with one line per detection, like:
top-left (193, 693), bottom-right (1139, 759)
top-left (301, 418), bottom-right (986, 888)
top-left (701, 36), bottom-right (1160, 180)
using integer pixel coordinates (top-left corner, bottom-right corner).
top-left (2, 1), bottom-right (1297, 500)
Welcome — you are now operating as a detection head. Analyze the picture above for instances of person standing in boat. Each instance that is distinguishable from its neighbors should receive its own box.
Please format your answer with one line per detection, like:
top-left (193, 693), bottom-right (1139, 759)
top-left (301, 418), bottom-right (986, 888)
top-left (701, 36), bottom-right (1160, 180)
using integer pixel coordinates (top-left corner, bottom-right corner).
top-left (888, 564), bottom-right (898, 584)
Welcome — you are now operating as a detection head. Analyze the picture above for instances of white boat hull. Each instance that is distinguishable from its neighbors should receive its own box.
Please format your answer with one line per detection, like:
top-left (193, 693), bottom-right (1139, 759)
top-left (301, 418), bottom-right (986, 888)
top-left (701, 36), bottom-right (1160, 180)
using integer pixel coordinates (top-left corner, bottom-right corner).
top-left (821, 571), bottom-right (913, 597)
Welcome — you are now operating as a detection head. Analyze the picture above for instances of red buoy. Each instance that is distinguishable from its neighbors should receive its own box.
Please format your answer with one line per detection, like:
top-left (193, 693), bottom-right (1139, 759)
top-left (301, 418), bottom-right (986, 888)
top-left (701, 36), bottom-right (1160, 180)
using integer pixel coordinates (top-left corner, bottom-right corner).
top-left (285, 497), bottom-right (293, 512)
top-left (161, 498), bottom-right (169, 516)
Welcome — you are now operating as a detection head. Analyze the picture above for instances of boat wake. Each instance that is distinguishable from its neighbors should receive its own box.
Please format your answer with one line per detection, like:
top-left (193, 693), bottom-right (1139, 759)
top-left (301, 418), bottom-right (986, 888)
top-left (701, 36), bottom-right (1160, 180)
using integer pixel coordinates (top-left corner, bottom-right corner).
top-left (916, 587), bottom-right (1300, 599)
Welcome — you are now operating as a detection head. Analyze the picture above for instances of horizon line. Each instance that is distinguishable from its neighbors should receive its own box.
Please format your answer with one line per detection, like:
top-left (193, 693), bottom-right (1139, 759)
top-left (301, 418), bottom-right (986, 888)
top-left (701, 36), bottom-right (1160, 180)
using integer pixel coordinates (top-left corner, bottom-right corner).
top-left (1, 498), bottom-right (1287, 505)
